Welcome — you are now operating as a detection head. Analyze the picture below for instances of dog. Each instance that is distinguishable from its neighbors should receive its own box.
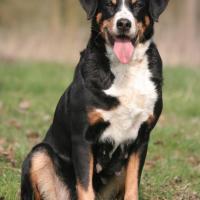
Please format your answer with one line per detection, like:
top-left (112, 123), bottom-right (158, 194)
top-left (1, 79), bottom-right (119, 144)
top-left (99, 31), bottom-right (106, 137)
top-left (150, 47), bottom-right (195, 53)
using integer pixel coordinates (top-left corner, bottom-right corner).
top-left (21, 0), bottom-right (169, 199)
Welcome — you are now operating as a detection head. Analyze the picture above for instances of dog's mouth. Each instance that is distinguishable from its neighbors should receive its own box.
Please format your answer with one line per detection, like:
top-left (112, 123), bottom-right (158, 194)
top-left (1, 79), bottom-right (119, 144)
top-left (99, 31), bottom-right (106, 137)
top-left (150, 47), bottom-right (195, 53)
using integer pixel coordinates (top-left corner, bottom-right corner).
top-left (107, 32), bottom-right (136, 64)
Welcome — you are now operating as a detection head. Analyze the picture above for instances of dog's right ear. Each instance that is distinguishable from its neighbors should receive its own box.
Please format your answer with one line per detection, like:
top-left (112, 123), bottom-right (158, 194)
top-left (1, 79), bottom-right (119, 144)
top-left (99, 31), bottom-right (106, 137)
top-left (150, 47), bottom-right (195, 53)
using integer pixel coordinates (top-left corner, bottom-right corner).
top-left (80, 0), bottom-right (98, 20)
top-left (149, 0), bottom-right (169, 22)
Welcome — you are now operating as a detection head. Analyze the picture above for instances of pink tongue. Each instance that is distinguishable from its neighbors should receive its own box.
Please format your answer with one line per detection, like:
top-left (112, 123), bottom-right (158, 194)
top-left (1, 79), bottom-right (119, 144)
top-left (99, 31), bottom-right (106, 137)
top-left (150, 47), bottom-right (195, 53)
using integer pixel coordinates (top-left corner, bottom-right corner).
top-left (113, 39), bottom-right (134, 64)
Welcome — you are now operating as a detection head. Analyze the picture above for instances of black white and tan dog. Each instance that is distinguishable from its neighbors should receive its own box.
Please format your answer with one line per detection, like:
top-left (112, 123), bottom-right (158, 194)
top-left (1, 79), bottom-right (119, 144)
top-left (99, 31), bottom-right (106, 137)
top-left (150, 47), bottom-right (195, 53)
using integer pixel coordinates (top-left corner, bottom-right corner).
top-left (21, 0), bottom-right (169, 199)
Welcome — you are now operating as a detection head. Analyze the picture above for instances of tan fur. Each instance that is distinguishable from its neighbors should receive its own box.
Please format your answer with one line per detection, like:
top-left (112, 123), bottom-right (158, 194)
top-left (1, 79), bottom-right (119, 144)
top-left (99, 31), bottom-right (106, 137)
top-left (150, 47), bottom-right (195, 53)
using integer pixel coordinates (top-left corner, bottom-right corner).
top-left (96, 12), bottom-right (102, 24)
top-left (31, 175), bottom-right (41, 200)
top-left (111, 0), bottom-right (117, 5)
top-left (31, 151), bottom-right (70, 200)
top-left (87, 110), bottom-right (103, 125)
top-left (144, 15), bottom-right (150, 27)
top-left (100, 17), bottom-right (114, 40)
top-left (76, 153), bottom-right (95, 200)
top-left (101, 18), bottom-right (114, 32)
top-left (124, 154), bottom-right (140, 200)
top-left (137, 22), bottom-right (145, 40)
top-left (136, 15), bottom-right (151, 42)
top-left (131, 0), bottom-right (137, 4)
top-left (147, 115), bottom-right (155, 126)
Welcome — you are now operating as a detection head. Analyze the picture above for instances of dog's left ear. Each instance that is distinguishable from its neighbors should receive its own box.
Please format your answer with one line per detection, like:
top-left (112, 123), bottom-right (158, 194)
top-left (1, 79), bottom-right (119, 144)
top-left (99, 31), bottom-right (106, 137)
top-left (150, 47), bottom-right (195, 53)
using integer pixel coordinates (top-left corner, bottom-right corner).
top-left (80, 0), bottom-right (98, 20)
top-left (149, 0), bottom-right (169, 22)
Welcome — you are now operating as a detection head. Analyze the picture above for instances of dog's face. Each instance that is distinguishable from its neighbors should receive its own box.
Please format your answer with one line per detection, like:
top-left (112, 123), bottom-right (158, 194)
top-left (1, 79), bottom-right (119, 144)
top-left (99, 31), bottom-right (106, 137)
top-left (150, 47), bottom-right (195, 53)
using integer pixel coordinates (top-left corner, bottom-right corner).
top-left (97, 0), bottom-right (151, 41)
top-left (80, 0), bottom-right (169, 63)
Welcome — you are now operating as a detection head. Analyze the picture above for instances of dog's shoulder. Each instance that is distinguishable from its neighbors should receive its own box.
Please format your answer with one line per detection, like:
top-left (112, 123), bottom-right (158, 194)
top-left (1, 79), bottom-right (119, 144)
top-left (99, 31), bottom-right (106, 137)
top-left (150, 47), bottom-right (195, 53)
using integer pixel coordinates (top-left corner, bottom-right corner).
top-left (147, 42), bottom-right (163, 84)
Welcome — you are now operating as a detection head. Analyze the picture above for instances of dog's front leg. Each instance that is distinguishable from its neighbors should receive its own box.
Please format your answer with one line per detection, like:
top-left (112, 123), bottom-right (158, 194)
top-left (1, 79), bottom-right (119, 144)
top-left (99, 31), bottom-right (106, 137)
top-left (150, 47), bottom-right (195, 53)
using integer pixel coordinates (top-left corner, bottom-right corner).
top-left (124, 113), bottom-right (159, 200)
top-left (77, 150), bottom-right (94, 200)
top-left (70, 108), bottom-right (95, 200)
top-left (71, 130), bottom-right (95, 200)
top-left (124, 136), bottom-right (149, 200)
top-left (124, 152), bottom-right (141, 200)
top-left (72, 140), bottom-right (95, 200)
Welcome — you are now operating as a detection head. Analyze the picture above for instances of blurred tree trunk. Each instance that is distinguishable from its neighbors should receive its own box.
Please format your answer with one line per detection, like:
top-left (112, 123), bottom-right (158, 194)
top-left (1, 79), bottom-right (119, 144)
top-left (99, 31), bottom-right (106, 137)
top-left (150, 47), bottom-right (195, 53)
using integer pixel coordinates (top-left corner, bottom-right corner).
top-left (0, 0), bottom-right (199, 65)
top-left (186, 0), bottom-right (196, 37)
top-left (60, 0), bottom-right (68, 25)
top-left (66, 0), bottom-right (80, 26)
top-left (51, 0), bottom-right (61, 31)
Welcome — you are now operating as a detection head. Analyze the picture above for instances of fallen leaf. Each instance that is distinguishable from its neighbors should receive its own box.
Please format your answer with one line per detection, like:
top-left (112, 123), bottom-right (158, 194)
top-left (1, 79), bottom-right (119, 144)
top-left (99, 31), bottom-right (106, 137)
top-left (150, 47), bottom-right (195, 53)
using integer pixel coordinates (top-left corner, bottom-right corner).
top-left (8, 119), bottom-right (22, 129)
top-left (4, 145), bottom-right (16, 167)
top-left (154, 140), bottom-right (164, 146)
top-left (0, 144), bottom-right (16, 167)
top-left (43, 114), bottom-right (51, 122)
top-left (19, 100), bottom-right (31, 110)
top-left (145, 160), bottom-right (157, 170)
top-left (188, 156), bottom-right (200, 167)
top-left (27, 131), bottom-right (40, 139)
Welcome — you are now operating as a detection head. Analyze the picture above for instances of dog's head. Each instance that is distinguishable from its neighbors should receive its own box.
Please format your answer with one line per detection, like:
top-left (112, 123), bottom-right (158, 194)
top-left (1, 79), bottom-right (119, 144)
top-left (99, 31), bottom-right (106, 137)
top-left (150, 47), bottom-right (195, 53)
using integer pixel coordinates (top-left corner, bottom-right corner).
top-left (80, 0), bottom-right (169, 64)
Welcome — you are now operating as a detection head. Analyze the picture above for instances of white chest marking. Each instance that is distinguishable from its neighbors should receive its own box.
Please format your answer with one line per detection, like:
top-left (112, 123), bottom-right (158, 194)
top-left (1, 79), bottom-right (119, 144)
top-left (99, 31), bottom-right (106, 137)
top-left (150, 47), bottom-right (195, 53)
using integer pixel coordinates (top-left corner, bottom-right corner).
top-left (98, 40), bottom-right (157, 146)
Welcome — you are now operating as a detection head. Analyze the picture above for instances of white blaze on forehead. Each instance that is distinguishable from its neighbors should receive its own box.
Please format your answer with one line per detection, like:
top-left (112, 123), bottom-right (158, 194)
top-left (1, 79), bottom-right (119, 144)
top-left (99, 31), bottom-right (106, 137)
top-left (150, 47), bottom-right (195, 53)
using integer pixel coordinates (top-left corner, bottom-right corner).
top-left (113, 0), bottom-right (136, 35)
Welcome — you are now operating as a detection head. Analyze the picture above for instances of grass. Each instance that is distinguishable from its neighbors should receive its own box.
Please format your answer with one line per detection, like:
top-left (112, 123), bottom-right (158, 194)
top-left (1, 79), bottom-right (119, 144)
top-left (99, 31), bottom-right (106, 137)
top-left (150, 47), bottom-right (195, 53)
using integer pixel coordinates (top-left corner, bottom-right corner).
top-left (0, 61), bottom-right (200, 200)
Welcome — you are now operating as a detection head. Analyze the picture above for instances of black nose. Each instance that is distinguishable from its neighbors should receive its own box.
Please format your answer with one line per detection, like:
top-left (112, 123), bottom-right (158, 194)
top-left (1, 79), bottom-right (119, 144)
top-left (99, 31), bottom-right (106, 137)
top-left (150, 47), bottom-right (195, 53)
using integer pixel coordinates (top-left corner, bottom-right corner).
top-left (117, 18), bottom-right (131, 32)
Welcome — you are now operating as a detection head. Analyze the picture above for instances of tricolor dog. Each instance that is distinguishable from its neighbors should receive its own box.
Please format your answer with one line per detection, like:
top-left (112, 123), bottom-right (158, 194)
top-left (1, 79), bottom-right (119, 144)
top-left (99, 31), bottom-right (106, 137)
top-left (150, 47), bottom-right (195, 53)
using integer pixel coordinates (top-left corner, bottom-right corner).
top-left (21, 0), bottom-right (169, 199)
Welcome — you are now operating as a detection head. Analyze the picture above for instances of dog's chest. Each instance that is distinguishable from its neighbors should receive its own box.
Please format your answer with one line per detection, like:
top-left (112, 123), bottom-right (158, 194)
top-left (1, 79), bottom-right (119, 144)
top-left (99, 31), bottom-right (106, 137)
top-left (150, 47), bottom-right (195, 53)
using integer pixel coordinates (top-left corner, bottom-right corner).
top-left (98, 54), bottom-right (157, 146)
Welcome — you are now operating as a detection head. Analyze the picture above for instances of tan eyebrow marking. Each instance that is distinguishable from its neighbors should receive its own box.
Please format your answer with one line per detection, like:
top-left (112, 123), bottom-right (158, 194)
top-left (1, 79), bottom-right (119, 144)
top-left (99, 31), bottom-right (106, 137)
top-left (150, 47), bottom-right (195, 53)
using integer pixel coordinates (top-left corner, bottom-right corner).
top-left (87, 109), bottom-right (103, 125)
top-left (112, 0), bottom-right (117, 5)
top-left (131, 0), bottom-right (137, 4)
top-left (96, 12), bottom-right (102, 24)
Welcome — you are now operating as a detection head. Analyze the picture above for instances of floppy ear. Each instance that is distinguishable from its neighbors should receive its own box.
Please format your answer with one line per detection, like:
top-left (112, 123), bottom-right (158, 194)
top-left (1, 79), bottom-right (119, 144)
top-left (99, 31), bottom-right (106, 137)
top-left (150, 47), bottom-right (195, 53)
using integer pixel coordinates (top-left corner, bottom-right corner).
top-left (149, 0), bottom-right (169, 22)
top-left (80, 0), bottom-right (98, 20)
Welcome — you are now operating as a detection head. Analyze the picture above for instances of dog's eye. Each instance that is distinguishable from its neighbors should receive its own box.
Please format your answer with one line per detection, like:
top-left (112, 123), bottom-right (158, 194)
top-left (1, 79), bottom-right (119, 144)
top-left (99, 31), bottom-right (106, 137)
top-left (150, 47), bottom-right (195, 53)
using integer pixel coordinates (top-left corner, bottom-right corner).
top-left (131, 1), bottom-right (145, 14)
top-left (135, 1), bottom-right (145, 8)
top-left (130, 0), bottom-right (145, 7)
top-left (106, 0), bottom-right (115, 8)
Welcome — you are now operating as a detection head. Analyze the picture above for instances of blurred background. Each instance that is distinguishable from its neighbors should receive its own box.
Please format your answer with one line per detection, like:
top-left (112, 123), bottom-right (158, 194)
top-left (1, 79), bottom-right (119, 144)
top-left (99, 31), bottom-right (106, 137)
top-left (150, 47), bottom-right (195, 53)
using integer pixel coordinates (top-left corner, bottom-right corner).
top-left (0, 1), bottom-right (200, 199)
top-left (0, 0), bottom-right (199, 67)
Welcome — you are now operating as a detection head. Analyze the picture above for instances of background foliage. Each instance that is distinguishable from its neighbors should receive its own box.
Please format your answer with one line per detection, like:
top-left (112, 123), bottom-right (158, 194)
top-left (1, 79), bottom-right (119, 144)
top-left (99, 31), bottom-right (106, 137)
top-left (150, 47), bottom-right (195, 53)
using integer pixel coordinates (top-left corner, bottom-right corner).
top-left (0, 0), bottom-right (200, 66)
top-left (0, 63), bottom-right (200, 199)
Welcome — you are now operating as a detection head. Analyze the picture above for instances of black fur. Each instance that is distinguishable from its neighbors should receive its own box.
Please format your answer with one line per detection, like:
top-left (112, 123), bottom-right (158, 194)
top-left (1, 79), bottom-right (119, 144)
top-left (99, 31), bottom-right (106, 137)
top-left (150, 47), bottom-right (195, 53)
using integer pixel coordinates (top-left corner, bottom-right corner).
top-left (21, 0), bottom-right (168, 199)
top-left (80, 0), bottom-right (98, 19)
top-left (149, 0), bottom-right (169, 22)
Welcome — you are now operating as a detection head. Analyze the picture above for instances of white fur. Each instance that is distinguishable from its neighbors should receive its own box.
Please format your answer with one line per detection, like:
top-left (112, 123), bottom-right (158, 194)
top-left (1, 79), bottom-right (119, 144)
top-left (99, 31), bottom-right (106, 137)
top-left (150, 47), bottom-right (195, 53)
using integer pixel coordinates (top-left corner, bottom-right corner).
top-left (98, 40), bottom-right (157, 148)
top-left (113, 0), bottom-right (136, 37)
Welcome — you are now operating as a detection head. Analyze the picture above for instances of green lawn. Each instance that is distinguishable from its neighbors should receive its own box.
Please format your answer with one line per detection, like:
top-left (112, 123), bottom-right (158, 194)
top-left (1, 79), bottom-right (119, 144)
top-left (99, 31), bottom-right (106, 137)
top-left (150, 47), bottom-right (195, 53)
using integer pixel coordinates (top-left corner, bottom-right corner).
top-left (0, 62), bottom-right (199, 200)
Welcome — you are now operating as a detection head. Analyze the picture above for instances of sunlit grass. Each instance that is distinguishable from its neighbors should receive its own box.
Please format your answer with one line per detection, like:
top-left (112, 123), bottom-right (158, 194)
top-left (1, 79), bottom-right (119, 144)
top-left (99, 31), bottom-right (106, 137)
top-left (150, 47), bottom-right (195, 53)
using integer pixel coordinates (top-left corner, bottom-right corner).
top-left (0, 62), bottom-right (199, 199)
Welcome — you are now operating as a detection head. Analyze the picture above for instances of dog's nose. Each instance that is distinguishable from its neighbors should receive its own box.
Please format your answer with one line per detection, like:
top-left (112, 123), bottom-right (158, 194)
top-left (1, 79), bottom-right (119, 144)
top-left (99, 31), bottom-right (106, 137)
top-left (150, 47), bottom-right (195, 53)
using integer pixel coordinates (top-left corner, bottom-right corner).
top-left (117, 18), bottom-right (131, 32)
